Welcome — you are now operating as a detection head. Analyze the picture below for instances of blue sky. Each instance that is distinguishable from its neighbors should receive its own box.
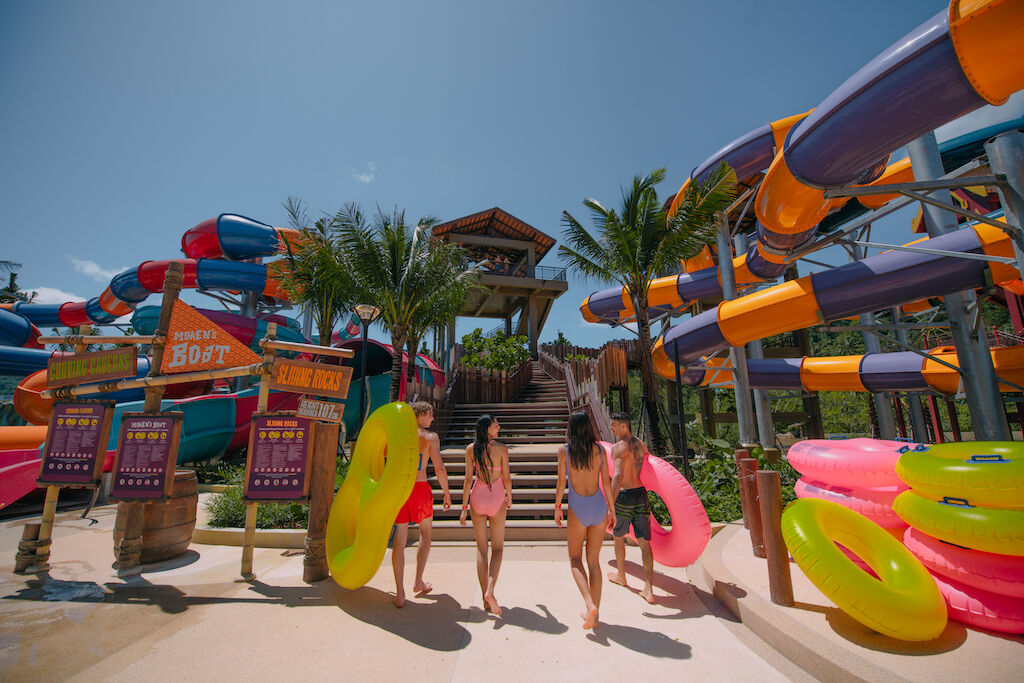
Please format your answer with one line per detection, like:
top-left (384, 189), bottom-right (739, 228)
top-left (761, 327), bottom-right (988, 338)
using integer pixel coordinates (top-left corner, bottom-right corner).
top-left (1, 0), bottom-right (1005, 348)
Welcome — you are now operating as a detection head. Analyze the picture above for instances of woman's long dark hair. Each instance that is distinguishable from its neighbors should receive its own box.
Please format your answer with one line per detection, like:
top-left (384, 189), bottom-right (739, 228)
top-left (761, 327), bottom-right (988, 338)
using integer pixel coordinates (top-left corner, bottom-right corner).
top-left (473, 414), bottom-right (494, 477)
top-left (566, 411), bottom-right (597, 470)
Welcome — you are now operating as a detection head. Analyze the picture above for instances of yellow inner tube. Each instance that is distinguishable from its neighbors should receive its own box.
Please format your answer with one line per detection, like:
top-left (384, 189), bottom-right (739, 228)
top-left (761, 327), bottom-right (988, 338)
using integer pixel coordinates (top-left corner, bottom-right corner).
top-left (893, 490), bottom-right (1024, 557)
top-left (782, 498), bottom-right (946, 642)
top-left (896, 441), bottom-right (1024, 509)
top-left (325, 402), bottom-right (419, 589)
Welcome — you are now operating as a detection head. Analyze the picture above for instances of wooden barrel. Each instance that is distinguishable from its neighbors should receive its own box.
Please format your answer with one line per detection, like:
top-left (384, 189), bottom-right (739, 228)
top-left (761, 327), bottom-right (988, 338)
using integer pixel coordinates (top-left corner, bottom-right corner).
top-left (113, 470), bottom-right (198, 564)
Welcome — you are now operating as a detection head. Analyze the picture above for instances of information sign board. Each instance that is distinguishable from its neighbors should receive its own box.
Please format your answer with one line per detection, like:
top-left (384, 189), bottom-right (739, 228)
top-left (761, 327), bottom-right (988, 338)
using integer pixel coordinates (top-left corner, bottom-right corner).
top-left (109, 412), bottom-right (183, 501)
top-left (243, 412), bottom-right (314, 502)
top-left (38, 401), bottom-right (114, 486)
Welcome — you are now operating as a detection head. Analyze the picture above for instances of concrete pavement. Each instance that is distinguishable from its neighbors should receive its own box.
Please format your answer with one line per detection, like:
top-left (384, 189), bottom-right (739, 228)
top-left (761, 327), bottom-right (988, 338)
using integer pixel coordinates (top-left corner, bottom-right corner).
top-left (1, 504), bottom-right (799, 681)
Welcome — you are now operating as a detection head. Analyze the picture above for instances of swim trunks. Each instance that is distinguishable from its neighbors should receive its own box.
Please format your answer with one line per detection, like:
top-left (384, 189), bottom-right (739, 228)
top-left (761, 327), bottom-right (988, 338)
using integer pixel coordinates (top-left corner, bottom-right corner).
top-left (613, 486), bottom-right (651, 540)
top-left (395, 481), bottom-right (434, 524)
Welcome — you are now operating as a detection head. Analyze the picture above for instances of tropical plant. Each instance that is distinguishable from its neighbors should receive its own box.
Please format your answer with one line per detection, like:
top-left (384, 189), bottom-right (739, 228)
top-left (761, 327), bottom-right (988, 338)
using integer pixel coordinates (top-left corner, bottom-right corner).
top-left (0, 262), bottom-right (35, 304)
top-left (403, 254), bottom-right (482, 384)
top-left (277, 197), bottom-right (355, 353)
top-left (333, 204), bottom-right (477, 400)
top-left (460, 328), bottom-right (530, 372)
top-left (559, 164), bottom-right (736, 457)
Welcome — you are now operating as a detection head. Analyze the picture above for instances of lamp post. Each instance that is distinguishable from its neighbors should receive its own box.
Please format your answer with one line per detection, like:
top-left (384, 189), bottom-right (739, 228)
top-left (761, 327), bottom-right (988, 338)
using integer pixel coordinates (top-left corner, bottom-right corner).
top-left (353, 304), bottom-right (381, 436)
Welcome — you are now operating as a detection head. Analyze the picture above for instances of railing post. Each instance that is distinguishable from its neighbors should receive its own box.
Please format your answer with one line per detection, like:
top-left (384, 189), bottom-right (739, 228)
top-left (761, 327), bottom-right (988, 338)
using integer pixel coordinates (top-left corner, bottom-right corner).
top-left (756, 470), bottom-right (794, 606)
top-left (739, 458), bottom-right (765, 557)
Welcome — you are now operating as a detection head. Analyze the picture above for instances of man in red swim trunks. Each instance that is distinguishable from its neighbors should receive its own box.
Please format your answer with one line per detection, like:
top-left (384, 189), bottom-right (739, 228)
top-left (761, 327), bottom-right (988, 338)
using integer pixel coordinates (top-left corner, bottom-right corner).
top-left (392, 401), bottom-right (450, 607)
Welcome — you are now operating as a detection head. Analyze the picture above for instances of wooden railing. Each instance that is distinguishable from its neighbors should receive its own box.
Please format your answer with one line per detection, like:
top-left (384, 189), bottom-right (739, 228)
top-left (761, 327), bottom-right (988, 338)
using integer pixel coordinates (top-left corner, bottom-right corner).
top-left (540, 350), bottom-right (613, 442)
top-left (540, 342), bottom-right (628, 395)
top-left (449, 360), bottom-right (533, 405)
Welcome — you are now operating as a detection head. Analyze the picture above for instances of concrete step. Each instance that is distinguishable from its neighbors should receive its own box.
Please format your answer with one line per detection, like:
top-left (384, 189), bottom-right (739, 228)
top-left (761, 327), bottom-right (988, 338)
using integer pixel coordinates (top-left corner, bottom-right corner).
top-left (452, 402), bottom-right (567, 411)
top-left (443, 436), bottom-right (565, 446)
top-left (444, 427), bottom-right (569, 438)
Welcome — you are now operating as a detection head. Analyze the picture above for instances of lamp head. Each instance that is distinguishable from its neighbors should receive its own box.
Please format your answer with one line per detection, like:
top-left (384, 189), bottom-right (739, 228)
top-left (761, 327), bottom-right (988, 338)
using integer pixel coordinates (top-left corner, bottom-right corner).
top-left (353, 304), bottom-right (381, 324)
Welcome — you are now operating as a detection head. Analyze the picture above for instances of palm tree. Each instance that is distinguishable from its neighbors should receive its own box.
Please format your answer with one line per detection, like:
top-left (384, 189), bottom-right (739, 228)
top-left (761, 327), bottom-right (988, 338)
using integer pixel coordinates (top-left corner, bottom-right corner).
top-left (0, 262), bottom-right (35, 304)
top-left (404, 267), bottom-right (481, 385)
top-left (334, 204), bottom-right (477, 401)
top-left (559, 164), bottom-right (736, 457)
top-left (277, 197), bottom-right (355, 353)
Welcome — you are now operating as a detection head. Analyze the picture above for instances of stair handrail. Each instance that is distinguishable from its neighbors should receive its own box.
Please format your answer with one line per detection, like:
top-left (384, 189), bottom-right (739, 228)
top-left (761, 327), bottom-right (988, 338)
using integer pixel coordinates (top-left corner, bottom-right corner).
top-left (540, 349), bottom-right (613, 442)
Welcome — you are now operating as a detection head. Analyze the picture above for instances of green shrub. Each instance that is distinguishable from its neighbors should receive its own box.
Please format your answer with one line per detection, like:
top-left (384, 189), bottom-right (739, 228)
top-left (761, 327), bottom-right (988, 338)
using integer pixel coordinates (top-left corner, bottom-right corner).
top-left (461, 328), bottom-right (530, 372)
top-left (645, 440), bottom-right (799, 525)
top-left (204, 455), bottom-right (350, 529)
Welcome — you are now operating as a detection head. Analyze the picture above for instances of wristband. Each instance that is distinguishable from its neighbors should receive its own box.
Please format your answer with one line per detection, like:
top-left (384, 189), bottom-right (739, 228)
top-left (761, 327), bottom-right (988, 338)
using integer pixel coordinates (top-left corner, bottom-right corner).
top-left (461, 504), bottom-right (469, 510)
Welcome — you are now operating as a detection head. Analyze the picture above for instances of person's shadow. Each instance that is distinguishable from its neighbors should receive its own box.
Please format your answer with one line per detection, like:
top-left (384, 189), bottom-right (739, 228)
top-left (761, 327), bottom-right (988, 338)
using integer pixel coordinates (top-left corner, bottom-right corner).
top-left (491, 603), bottom-right (568, 634)
top-left (328, 585), bottom-right (472, 651)
top-left (586, 623), bottom-right (693, 659)
top-left (607, 559), bottom-right (708, 621)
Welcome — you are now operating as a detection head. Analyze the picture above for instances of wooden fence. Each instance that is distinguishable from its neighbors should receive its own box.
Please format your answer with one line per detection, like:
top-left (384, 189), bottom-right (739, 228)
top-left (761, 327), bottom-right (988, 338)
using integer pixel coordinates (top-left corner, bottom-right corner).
top-left (450, 360), bottom-right (533, 404)
top-left (540, 342), bottom-right (627, 396)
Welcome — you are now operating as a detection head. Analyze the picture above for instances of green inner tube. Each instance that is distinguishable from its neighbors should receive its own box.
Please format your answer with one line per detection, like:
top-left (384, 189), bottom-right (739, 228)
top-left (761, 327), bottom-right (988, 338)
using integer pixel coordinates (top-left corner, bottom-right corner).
top-left (896, 442), bottom-right (1024, 510)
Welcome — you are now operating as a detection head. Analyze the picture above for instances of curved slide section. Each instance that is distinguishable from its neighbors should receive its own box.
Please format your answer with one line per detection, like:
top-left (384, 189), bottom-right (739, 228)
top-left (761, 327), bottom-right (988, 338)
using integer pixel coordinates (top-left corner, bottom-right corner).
top-left (5, 213), bottom-right (300, 329)
top-left (584, 0), bottom-right (1024, 328)
top-left (181, 213), bottom-right (302, 261)
top-left (654, 221), bottom-right (1018, 381)
top-left (688, 345), bottom-right (1024, 395)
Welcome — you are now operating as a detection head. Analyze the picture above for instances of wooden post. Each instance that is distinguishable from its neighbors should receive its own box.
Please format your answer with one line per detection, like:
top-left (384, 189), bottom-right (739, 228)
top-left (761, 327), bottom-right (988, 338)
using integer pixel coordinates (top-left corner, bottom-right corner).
top-left (739, 457), bottom-right (764, 558)
top-left (239, 323), bottom-right (276, 582)
top-left (115, 263), bottom-right (182, 575)
top-left (756, 470), bottom-right (794, 606)
top-left (14, 523), bottom-right (43, 573)
top-left (304, 421), bottom-right (339, 582)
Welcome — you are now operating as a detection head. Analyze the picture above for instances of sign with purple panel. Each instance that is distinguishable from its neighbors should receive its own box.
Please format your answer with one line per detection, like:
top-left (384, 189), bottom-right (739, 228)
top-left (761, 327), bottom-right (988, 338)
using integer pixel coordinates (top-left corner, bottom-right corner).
top-left (38, 401), bottom-right (114, 486)
top-left (110, 412), bottom-right (183, 501)
top-left (243, 412), bottom-right (313, 502)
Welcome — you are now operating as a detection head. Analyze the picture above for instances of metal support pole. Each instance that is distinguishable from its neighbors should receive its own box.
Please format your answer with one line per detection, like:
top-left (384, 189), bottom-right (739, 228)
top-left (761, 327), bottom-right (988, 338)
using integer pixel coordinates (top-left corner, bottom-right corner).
top-left (984, 131), bottom-right (1024, 284)
top-left (358, 322), bottom-right (369, 436)
top-left (847, 243), bottom-right (896, 439)
top-left (907, 132), bottom-right (1009, 440)
top-left (673, 340), bottom-right (692, 480)
top-left (301, 308), bottom-right (313, 342)
top-left (735, 232), bottom-right (776, 449)
top-left (717, 213), bottom-right (756, 445)
top-left (891, 308), bottom-right (929, 441)
top-left (233, 290), bottom-right (259, 392)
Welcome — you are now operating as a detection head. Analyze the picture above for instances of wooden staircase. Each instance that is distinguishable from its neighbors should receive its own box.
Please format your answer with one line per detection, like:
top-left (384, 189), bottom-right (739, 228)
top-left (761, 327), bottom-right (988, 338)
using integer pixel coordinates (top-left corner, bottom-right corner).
top-left (428, 361), bottom-right (569, 541)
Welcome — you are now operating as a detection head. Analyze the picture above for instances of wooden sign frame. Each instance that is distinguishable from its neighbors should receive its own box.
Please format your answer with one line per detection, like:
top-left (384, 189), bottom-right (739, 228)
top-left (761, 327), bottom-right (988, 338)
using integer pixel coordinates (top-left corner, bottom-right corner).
top-left (37, 400), bottom-right (115, 487)
top-left (295, 398), bottom-right (344, 424)
top-left (242, 411), bottom-right (315, 504)
top-left (269, 358), bottom-right (352, 399)
top-left (46, 346), bottom-right (138, 388)
top-left (108, 411), bottom-right (183, 502)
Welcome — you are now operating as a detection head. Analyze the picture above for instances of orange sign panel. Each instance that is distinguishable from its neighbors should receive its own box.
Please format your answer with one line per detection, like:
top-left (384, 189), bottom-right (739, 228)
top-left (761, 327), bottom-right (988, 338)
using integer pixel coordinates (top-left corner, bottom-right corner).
top-left (161, 300), bottom-right (262, 374)
top-left (270, 359), bottom-right (352, 399)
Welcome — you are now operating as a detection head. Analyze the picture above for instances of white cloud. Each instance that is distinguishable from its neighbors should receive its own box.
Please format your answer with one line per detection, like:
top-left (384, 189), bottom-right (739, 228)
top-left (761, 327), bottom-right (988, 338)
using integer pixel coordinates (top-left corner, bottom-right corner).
top-left (352, 162), bottom-right (376, 184)
top-left (23, 286), bottom-right (86, 305)
top-left (67, 256), bottom-right (126, 282)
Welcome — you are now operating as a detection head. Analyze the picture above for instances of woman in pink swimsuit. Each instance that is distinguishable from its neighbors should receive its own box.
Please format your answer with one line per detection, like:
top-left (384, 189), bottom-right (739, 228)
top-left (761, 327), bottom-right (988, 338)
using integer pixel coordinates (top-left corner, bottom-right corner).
top-left (459, 414), bottom-right (512, 616)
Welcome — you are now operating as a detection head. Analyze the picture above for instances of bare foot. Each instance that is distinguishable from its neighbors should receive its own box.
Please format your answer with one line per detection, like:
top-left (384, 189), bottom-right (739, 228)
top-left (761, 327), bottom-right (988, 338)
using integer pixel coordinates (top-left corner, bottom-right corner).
top-left (413, 580), bottom-right (433, 595)
top-left (582, 606), bottom-right (599, 629)
top-left (607, 571), bottom-right (628, 587)
top-left (484, 593), bottom-right (501, 617)
top-left (640, 586), bottom-right (655, 604)
top-left (393, 593), bottom-right (405, 608)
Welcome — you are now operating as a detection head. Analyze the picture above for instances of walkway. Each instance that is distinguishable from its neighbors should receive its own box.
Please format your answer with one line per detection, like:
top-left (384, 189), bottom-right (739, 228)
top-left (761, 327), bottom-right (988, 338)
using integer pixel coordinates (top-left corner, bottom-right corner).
top-left (0, 505), bottom-right (800, 681)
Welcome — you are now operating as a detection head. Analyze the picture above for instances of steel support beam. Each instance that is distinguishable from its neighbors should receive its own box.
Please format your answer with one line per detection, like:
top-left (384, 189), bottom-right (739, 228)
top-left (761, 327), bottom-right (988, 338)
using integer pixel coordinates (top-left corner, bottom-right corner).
top-left (907, 132), bottom-right (1009, 440)
top-left (717, 213), bottom-right (756, 445)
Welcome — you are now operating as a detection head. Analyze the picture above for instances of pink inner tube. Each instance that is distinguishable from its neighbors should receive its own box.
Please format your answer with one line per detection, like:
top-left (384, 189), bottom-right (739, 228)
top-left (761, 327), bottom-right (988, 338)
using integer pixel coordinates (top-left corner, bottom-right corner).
top-left (930, 571), bottom-right (1024, 634)
top-left (794, 477), bottom-right (908, 529)
top-left (599, 441), bottom-right (711, 568)
top-left (904, 527), bottom-right (1024, 599)
top-left (787, 438), bottom-right (913, 488)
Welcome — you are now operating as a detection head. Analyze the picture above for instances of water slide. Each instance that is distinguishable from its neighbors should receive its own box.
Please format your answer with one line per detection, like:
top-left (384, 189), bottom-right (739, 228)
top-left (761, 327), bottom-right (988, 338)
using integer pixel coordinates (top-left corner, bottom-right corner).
top-left (578, 2), bottom-right (1024, 384)
top-left (0, 214), bottom-right (307, 507)
top-left (686, 345), bottom-right (1024, 395)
